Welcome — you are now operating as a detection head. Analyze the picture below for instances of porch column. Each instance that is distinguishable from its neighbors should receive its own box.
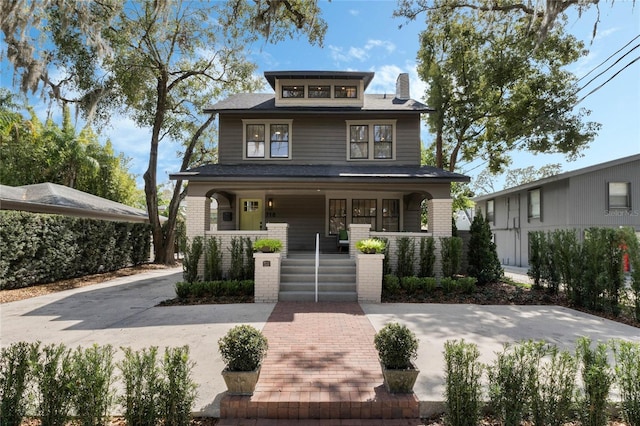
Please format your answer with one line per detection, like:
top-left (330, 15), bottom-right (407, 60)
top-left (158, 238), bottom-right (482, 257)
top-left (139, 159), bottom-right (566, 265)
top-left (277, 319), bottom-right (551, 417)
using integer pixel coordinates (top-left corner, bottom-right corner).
top-left (186, 195), bottom-right (208, 241)
top-left (348, 224), bottom-right (372, 258)
top-left (266, 223), bottom-right (289, 258)
top-left (428, 198), bottom-right (453, 277)
top-left (254, 252), bottom-right (281, 303)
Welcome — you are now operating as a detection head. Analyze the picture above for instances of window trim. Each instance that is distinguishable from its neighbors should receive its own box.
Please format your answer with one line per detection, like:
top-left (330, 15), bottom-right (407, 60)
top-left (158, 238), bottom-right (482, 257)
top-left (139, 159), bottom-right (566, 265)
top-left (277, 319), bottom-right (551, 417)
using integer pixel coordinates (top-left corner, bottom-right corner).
top-left (328, 199), bottom-right (347, 235)
top-left (242, 119), bottom-right (293, 160)
top-left (382, 199), bottom-right (400, 232)
top-left (281, 85), bottom-right (304, 98)
top-left (345, 120), bottom-right (397, 161)
top-left (607, 181), bottom-right (631, 210)
top-left (528, 188), bottom-right (542, 221)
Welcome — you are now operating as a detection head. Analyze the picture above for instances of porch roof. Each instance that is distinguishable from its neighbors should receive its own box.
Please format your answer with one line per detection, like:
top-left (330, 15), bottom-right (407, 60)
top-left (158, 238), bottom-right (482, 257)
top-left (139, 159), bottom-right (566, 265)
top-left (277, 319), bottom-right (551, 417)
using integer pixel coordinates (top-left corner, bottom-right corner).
top-left (170, 164), bottom-right (469, 183)
top-left (204, 93), bottom-right (431, 113)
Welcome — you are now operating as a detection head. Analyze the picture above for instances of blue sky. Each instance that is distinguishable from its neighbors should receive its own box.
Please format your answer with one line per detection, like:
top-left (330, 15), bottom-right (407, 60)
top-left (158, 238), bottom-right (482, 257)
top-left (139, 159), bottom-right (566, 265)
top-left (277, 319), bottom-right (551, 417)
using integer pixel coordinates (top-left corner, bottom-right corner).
top-left (2, 1), bottom-right (639, 190)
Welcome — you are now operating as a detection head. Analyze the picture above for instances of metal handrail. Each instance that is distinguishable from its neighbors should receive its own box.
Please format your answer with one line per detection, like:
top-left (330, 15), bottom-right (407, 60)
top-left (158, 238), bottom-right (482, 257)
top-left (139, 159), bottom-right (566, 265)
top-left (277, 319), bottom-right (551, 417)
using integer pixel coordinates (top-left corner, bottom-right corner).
top-left (315, 233), bottom-right (319, 302)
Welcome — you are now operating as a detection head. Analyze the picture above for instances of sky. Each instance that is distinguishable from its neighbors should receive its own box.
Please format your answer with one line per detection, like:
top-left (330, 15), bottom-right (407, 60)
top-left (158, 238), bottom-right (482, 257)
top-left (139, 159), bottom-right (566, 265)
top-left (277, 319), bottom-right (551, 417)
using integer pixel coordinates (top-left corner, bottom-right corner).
top-left (2, 0), bottom-right (639, 191)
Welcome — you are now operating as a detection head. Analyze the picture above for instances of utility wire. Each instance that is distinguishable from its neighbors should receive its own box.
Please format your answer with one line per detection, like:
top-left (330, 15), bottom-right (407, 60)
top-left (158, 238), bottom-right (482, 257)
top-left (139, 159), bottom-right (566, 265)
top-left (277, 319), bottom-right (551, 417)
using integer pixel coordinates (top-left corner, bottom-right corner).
top-left (576, 55), bottom-right (640, 104)
top-left (576, 34), bottom-right (640, 84)
top-left (575, 43), bottom-right (640, 94)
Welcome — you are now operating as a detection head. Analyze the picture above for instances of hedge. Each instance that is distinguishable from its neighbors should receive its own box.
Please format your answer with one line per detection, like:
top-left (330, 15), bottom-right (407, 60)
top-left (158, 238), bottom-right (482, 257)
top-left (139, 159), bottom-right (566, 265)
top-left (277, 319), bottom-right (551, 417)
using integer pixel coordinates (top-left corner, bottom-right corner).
top-left (0, 211), bottom-right (151, 290)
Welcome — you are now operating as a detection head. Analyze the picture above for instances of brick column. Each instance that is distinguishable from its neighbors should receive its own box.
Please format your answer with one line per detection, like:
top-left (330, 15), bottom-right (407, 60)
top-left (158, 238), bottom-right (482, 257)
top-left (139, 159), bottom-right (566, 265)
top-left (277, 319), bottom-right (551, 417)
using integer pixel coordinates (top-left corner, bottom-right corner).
top-left (356, 253), bottom-right (384, 303)
top-left (254, 252), bottom-right (281, 303)
top-left (186, 195), bottom-right (208, 240)
top-left (348, 224), bottom-right (372, 258)
top-left (266, 223), bottom-right (288, 258)
top-left (428, 198), bottom-right (453, 277)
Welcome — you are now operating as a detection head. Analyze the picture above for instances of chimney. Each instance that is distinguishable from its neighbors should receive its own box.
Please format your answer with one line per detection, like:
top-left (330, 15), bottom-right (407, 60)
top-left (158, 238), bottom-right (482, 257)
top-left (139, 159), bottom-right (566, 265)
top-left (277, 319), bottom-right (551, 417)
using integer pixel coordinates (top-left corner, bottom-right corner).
top-left (395, 73), bottom-right (410, 100)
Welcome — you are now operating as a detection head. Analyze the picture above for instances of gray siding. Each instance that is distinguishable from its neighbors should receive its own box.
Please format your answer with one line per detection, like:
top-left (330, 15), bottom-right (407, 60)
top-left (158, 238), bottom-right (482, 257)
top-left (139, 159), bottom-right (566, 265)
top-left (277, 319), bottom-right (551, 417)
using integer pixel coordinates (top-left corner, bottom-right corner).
top-left (218, 113), bottom-right (421, 165)
top-left (268, 195), bottom-right (325, 251)
top-left (481, 158), bottom-right (640, 267)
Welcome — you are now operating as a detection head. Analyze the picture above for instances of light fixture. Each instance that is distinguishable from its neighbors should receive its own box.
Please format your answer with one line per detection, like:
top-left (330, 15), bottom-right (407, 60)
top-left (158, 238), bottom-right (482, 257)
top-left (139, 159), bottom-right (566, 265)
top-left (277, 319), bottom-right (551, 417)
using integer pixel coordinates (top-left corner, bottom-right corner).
top-left (267, 198), bottom-right (273, 208)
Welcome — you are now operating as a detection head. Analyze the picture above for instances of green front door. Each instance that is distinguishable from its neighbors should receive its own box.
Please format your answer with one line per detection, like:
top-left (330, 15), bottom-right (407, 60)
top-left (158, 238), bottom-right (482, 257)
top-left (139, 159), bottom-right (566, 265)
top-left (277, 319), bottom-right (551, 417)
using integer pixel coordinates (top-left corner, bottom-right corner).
top-left (240, 199), bottom-right (262, 230)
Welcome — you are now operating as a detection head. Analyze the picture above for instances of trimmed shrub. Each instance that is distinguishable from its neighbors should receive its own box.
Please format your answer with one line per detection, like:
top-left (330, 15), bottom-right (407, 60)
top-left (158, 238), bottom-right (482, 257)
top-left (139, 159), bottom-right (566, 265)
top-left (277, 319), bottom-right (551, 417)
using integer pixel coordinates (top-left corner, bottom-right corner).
top-left (467, 214), bottom-right (502, 285)
top-left (396, 237), bottom-right (415, 278)
top-left (378, 237), bottom-right (392, 276)
top-left (528, 231), bottom-right (545, 289)
top-left (419, 236), bottom-right (436, 278)
top-left (0, 211), bottom-right (150, 289)
top-left (612, 340), bottom-right (640, 425)
top-left (444, 339), bottom-right (483, 426)
top-left (35, 344), bottom-right (74, 426)
top-left (440, 236), bottom-right (463, 278)
top-left (203, 237), bottom-right (223, 281)
top-left (71, 344), bottom-right (115, 426)
top-left (374, 322), bottom-right (418, 370)
top-left (218, 325), bottom-right (269, 372)
top-left (118, 347), bottom-right (162, 426)
top-left (383, 274), bottom-right (401, 297)
top-left (0, 341), bottom-right (40, 426)
top-left (182, 237), bottom-right (203, 283)
top-left (161, 346), bottom-right (197, 426)
top-left (577, 337), bottom-right (612, 426)
top-left (421, 277), bottom-right (437, 293)
top-left (530, 345), bottom-right (576, 426)
top-left (401, 276), bottom-right (422, 295)
top-left (457, 277), bottom-right (477, 294)
top-left (441, 277), bottom-right (456, 294)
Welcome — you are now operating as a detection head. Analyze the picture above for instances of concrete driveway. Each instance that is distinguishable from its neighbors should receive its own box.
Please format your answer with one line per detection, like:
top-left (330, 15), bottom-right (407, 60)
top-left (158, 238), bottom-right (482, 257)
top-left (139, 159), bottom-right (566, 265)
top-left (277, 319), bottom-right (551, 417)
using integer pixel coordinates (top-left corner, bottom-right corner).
top-left (2, 267), bottom-right (639, 417)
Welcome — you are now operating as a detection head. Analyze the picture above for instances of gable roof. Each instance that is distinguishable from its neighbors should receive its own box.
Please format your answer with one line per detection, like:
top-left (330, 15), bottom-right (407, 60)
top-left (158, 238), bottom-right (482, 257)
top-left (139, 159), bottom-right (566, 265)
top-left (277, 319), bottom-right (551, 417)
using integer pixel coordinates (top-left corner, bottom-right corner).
top-left (205, 93), bottom-right (431, 113)
top-left (473, 153), bottom-right (640, 202)
top-left (0, 182), bottom-right (151, 223)
top-left (171, 164), bottom-right (469, 183)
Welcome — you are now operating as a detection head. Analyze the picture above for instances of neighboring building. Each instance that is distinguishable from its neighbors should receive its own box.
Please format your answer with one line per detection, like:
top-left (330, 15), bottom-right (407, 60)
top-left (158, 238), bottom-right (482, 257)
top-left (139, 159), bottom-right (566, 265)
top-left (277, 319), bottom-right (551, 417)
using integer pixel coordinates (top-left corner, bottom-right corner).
top-left (473, 154), bottom-right (640, 267)
top-left (171, 71), bottom-right (468, 253)
top-left (0, 182), bottom-right (151, 223)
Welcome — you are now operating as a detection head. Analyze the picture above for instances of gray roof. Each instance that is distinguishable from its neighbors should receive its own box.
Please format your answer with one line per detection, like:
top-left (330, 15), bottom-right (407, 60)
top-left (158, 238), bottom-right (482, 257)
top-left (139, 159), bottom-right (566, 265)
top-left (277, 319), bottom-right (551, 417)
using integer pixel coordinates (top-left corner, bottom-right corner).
top-left (474, 153), bottom-right (640, 202)
top-left (0, 182), bottom-right (151, 222)
top-left (205, 93), bottom-right (431, 113)
top-left (264, 70), bottom-right (375, 90)
top-left (171, 164), bottom-right (469, 183)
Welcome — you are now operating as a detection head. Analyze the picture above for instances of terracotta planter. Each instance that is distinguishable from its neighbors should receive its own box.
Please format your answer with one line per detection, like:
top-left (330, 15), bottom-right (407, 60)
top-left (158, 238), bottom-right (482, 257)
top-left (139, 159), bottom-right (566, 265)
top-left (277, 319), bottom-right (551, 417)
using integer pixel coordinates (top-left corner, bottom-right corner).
top-left (380, 361), bottom-right (419, 393)
top-left (221, 366), bottom-right (261, 395)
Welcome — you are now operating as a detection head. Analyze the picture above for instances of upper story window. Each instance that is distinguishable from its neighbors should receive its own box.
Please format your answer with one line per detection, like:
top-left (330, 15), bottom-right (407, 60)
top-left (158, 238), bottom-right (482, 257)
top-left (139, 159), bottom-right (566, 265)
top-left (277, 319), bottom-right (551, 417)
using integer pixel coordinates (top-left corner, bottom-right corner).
top-left (243, 119), bottom-right (292, 159)
top-left (335, 85), bottom-right (357, 98)
top-left (309, 85), bottom-right (331, 98)
top-left (486, 199), bottom-right (495, 223)
top-left (282, 85), bottom-right (304, 98)
top-left (528, 188), bottom-right (541, 220)
top-left (608, 182), bottom-right (631, 209)
top-left (346, 120), bottom-right (396, 161)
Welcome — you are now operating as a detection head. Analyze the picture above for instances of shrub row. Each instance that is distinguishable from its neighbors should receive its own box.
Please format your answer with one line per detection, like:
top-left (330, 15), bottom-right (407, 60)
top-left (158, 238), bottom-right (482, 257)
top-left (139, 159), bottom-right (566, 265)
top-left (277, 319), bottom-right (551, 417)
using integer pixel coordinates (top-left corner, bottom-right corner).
top-left (0, 211), bottom-right (151, 290)
top-left (383, 275), bottom-right (477, 297)
top-left (183, 236), bottom-right (254, 283)
top-left (175, 280), bottom-right (254, 299)
top-left (444, 338), bottom-right (640, 426)
top-left (0, 342), bottom-right (196, 426)
top-left (528, 227), bottom-right (640, 320)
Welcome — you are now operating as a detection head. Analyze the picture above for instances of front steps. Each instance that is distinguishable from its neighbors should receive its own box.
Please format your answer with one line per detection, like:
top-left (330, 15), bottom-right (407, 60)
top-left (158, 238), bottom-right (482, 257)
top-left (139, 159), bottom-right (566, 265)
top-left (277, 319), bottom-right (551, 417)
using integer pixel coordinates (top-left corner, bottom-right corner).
top-left (279, 253), bottom-right (357, 302)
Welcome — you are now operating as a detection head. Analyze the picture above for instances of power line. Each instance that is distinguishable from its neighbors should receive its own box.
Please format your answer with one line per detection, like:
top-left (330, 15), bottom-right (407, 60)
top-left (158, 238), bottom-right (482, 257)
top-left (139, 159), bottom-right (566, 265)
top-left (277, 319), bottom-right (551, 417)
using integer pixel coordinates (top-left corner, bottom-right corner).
top-left (576, 34), bottom-right (640, 84)
top-left (575, 43), bottom-right (640, 94)
top-left (576, 55), bottom-right (640, 104)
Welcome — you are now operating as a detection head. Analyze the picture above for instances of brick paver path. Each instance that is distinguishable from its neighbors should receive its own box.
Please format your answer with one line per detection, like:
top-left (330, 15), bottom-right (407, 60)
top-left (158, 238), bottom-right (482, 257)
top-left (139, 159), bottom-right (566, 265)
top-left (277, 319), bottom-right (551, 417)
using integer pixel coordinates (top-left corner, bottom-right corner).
top-left (220, 302), bottom-right (419, 422)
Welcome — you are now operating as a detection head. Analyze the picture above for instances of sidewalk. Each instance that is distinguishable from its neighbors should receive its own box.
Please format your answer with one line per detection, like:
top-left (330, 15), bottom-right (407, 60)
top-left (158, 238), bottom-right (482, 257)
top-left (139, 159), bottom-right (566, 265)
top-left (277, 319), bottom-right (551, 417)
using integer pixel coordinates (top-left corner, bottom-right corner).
top-left (2, 267), bottom-right (639, 419)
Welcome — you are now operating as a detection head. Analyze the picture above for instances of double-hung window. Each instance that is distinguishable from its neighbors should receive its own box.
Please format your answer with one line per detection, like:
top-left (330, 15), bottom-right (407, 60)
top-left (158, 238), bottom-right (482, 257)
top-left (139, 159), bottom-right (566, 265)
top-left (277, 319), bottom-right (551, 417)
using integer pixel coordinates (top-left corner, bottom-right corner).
top-left (486, 199), bottom-right (495, 223)
top-left (608, 182), bottom-right (631, 209)
top-left (243, 120), bottom-right (292, 159)
top-left (528, 188), bottom-right (541, 221)
top-left (353, 199), bottom-right (377, 229)
top-left (382, 199), bottom-right (399, 231)
top-left (329, 199), bottom-right (347, 235)
top-left (346, 120), bottom-right (396, 160)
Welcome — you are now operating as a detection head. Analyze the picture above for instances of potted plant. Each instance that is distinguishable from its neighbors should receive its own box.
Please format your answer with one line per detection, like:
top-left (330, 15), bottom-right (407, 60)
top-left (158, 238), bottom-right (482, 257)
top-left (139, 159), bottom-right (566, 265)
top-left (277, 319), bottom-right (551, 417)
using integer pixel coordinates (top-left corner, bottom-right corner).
top-left (356, 238), bottom-right (386, 254)
top-left (374, 322), bottom-right (419, 393)
top-left (252, 238), bottom-right (282, 253)
top-left (218, 325), bottom-right (269, 395)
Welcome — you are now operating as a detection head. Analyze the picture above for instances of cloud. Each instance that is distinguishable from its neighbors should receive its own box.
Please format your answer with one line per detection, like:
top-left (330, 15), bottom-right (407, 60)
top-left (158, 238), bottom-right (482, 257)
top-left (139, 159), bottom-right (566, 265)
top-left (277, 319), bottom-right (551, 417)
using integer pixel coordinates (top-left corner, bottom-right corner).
top-left (366, 62), bottom-right (427, 102)
top-left (329, 39), bottom-right (397, 64)
top-left (348, 9), bottom-right (359, 16)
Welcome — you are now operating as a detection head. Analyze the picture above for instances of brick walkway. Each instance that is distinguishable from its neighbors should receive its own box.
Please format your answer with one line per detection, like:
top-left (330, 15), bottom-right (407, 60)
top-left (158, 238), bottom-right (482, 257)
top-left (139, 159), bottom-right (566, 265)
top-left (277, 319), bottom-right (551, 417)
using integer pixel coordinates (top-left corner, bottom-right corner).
top-left (219, 302), bottom-right (419, 423)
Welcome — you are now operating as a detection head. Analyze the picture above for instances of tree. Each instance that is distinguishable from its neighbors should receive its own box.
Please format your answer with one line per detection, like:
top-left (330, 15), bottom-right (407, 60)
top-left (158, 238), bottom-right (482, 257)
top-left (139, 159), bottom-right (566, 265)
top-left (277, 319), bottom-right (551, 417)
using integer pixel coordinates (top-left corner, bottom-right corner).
top-left (467, 214), bottom-right (502, 285)
top-left (0, 93), bottom-right (141, 206)
top-left (412, 0), bottom-right (600, 174)
top-left (1, 0), bottom-right (327, 265)
top-left (472, 163), bottom-right (563, 195)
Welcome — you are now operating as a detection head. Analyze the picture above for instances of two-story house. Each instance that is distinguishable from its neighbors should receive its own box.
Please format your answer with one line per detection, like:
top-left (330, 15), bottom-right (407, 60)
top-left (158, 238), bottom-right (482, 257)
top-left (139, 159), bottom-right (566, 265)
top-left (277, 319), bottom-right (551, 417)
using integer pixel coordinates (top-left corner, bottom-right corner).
top-left (172, 71), bottom-right (468, 302)
top-left (474, 154), bottom-right (640, 268)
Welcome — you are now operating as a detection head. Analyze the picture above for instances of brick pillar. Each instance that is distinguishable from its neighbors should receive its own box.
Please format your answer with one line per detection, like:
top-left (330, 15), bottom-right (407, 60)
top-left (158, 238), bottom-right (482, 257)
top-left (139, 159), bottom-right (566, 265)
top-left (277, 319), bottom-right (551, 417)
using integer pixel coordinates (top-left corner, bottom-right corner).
top-left (254, 252), bottom-right (281, 303)
top-left (428, 198), bottom-right (453, 277)
top-left (348, 224), bottom-right (371, 258)
top-left (356, 253), bottom-right (384, 303)
top-left (266, 223), bottom-right (288, 258)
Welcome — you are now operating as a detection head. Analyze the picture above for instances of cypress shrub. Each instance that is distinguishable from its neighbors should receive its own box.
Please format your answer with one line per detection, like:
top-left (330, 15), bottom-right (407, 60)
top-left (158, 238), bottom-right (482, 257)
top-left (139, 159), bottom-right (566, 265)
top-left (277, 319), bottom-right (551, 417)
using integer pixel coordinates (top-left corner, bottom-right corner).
top-left (467, 214), bottom-right (502, 285)
top-left (444, 339), bottom-right (483, 426)
top-left (396, 237), bottom-right (415, 278)
top-left (440, 236), bottom-right (463, 278)
top-left (418, 236), bottom-right (436, 277)
top-left (203, 237), bottom-right (223, 281)
top-left (182, 237), bottom-right (203, 283)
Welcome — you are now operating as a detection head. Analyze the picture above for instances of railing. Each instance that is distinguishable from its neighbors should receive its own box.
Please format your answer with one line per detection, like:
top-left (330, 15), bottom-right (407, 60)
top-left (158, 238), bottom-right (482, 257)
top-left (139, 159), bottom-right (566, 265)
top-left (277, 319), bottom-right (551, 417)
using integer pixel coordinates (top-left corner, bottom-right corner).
top-left (315, 233), bottom-right (319, 302)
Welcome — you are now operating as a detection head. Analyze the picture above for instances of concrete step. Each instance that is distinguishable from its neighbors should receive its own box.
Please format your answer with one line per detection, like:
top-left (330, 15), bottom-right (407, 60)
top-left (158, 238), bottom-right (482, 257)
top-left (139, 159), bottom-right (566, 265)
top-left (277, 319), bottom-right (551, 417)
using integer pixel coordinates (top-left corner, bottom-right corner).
top-left (279, 254), bottom-right (357, 302)
top-left (280, 273), bottom-right (356, 283)
top-left (280, 281), bottom-right (356, 292)
top-left (277, 290), bottom-right (358, 302)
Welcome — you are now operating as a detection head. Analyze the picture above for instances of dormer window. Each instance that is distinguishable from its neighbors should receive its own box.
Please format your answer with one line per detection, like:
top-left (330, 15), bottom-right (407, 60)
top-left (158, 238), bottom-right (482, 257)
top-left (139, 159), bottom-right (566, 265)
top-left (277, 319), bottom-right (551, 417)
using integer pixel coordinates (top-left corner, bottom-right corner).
top-left (335, 85), bottom-right (357, 98)
top-left (282, 85), bottom-right (304, 98)
top-left (309, 85), bottom-right (331, 98)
